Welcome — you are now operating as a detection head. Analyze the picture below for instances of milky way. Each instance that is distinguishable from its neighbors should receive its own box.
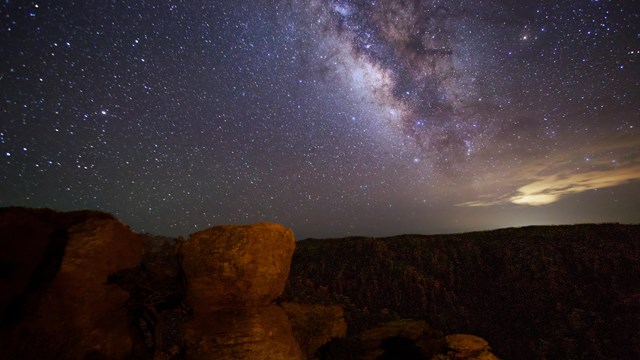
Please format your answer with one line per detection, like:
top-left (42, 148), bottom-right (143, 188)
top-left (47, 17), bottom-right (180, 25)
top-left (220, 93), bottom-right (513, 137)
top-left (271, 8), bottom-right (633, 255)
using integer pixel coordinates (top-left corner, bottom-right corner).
top-left (1, 1), bottom-right (639, 238)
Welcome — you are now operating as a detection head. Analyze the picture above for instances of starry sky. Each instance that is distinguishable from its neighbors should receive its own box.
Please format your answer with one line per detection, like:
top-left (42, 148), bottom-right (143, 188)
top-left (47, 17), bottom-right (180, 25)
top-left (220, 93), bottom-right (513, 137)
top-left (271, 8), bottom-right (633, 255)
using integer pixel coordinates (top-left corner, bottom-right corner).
top-left (1, 0), bottom-right (639, 239)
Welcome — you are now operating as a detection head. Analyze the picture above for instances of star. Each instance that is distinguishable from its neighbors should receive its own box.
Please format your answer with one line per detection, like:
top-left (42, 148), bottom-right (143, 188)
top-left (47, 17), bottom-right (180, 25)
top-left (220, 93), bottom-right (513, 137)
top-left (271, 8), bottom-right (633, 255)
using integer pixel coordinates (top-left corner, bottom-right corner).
top-left (0, 0), bottom-right (637, 238)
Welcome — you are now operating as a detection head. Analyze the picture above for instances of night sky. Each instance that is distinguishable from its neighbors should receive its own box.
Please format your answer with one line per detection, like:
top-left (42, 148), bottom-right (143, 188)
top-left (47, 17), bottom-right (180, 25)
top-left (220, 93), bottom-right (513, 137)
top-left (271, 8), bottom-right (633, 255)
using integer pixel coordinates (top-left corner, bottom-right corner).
top-left (2, 1), bottom-right (639, 239)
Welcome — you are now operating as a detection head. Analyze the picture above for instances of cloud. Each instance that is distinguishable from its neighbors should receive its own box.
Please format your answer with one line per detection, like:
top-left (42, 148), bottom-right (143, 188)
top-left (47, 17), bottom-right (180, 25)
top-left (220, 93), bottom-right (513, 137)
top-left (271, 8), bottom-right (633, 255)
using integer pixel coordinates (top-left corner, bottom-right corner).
top-left (457, 136), bottom-right (640, 207)
top-left (509, 165), bottom-right (640, 206)
top-left (456, 194), bottom-right (510, 207)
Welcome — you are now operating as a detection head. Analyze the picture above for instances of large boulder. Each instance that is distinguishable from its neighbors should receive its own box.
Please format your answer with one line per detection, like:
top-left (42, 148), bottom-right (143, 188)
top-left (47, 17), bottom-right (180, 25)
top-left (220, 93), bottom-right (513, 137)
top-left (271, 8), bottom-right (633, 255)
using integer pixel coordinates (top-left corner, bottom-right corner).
top-left (281, 302), bottom-right (348, 359)
top-left (0, 208), bottom-right (145, 360)
top-left (181, 222), bottom-right (295, 311)
top-left (183, 304), bottom-right (304, 360)
top-left (180, 223), bottom-right (302, 359)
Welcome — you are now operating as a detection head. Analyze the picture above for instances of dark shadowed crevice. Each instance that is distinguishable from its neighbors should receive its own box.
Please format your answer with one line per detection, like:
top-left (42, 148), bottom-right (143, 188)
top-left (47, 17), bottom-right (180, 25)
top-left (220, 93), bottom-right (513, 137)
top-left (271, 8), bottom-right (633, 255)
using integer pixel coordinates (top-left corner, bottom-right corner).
top-left (1, 227), bottom-right (69, 328)
top-left (377, 336), bottom-right (429, 360)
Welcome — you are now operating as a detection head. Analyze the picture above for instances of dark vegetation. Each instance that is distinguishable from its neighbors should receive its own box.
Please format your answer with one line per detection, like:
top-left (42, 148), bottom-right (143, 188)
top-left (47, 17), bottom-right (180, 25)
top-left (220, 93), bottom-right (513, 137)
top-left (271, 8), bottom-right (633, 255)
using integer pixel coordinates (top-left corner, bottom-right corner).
top-left (282, 224), bottom-right (640, 359)
top-left (108, 235), bottom-right (190, 360)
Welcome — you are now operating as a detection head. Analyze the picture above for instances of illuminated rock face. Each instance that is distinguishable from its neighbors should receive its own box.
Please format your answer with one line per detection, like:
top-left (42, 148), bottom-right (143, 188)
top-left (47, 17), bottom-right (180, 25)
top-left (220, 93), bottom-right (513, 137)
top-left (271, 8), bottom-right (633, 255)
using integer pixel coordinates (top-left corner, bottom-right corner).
top-left (181, 222), bottom-right (296, 311)
top-left (445, 334), bottom-right (499, 360)
top-left (181, 222), bottom-right (304, 360)
top-left (183, 305), bottom-right (304, 360)
top-left (0, 211), bottom-right (307, 360)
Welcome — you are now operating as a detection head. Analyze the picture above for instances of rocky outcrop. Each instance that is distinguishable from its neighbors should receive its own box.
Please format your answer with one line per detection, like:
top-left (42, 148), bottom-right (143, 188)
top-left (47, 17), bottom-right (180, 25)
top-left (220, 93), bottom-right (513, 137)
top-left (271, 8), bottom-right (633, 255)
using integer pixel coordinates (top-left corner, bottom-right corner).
top-left (1, 208), bottom-right (504, 360)
top-left (442, 334), bottom-right (499, 359)
top-left (282, 302), bottom-right (348, 359)
top-left (181, 222), bottom-right (304, 360)
top-left (1, 212), bottom-right (307, 360)
top-left (181, 222), bottom-right (296, 311)
top-left (314, 321), bottom-right (500, 360)
top-left (0, 207), bottom-right (144, 360)
top-left (184, 305), bottom-right (303, 360)
top-left (0, 207), bottom-right (112, 321)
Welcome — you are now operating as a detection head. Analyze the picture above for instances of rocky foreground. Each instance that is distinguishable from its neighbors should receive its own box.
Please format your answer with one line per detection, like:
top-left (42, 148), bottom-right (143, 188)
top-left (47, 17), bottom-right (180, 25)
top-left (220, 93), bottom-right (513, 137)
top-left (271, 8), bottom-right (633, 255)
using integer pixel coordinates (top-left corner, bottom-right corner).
top-left (0, 207), bottom-right (496, 359)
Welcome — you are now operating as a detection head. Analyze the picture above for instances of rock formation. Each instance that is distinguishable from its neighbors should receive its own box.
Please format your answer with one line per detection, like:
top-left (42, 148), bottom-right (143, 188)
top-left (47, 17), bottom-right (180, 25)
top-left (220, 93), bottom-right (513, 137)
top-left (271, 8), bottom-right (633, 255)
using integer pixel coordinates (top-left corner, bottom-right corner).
top-left (1, 210), bottom-right (333, 359)
top-left (442, 334), bottom-right (499, 360)
top-left (0, 207), bottom-right (503, 360)
top-left (183, 305), bottom-right (303, 360)
top-left (314, 320), bottom-right (500, 360)
top-left (0, 207), bottom-right (144, 360)
top-left (180, 222), bottom-right (304, 359)
top-left (282, 302), bottom-right (348, 359)
top-left (181, 222), bottom-right (296, 311)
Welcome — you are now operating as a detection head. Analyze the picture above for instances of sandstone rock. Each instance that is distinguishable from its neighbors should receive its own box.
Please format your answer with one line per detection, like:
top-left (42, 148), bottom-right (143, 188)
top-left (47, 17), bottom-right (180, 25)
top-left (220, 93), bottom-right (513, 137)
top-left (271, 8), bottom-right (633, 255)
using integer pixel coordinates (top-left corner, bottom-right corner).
top-left (181, 222), bottom-right (295, 311)
top-left (0, 207), bottom-right (115, 322)
top-left (357, 319), bottom-right (446, 360)
top-left (445, 334), bottom-right (499, 359)
top-left (181, 223), bottom-right (302, 359)
top-left (281, 302), bottom-right (348, 359)
top-left (0, 208), bottom-right (145, 360)
top-left (183, 304), bottom-right (304, 360)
